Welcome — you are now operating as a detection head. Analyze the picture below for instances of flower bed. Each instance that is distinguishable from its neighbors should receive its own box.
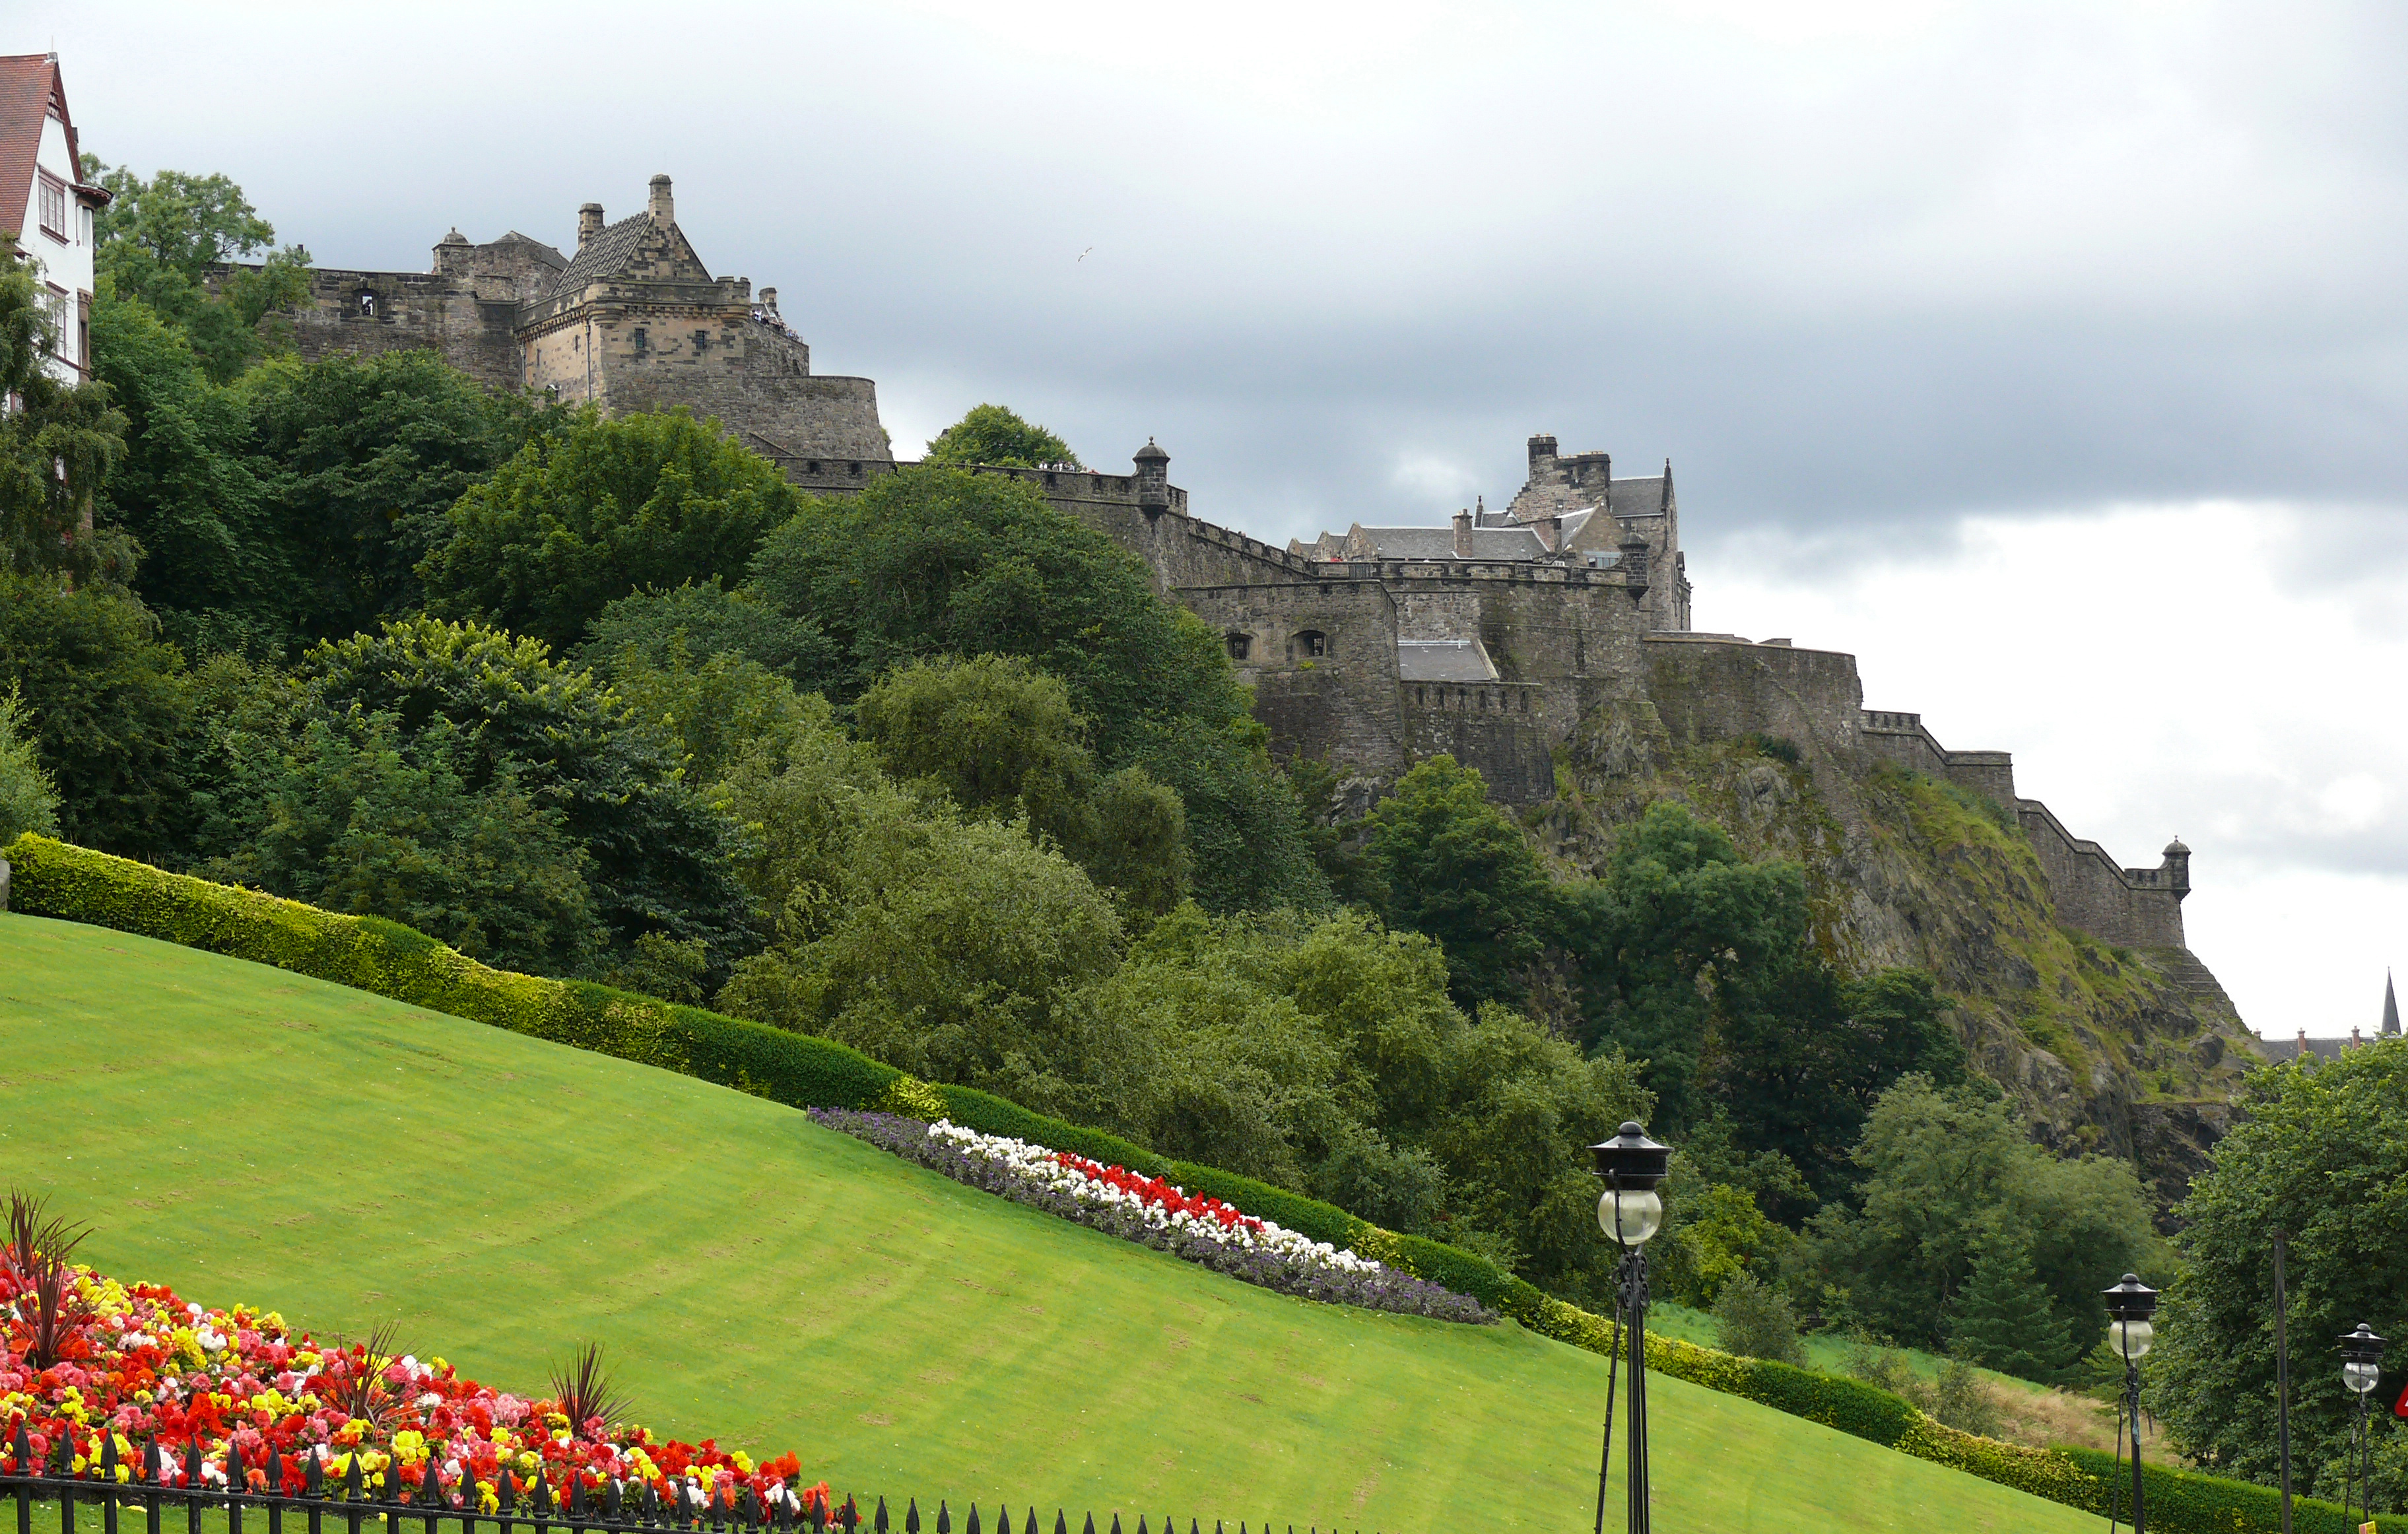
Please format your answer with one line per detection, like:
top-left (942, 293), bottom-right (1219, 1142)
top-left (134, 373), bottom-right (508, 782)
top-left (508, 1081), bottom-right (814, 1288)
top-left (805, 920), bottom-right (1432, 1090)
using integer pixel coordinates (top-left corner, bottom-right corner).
top-left (0, 1264), bottom-right (831, 1516)
top-left (811, 1110), bottom-right (1493, 1324)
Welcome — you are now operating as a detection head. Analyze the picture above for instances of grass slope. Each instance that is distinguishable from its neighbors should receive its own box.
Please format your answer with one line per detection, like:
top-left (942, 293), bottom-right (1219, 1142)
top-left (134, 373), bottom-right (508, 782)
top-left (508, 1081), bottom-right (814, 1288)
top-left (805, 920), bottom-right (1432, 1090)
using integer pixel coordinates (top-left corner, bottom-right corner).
top-left (1, 914), bottom-right (2092, 1531)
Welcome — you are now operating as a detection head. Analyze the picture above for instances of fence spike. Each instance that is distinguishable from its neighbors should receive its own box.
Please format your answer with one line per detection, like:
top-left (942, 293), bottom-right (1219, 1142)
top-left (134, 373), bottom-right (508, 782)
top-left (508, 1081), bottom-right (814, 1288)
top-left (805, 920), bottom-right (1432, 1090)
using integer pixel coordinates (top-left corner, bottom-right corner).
top-left (904, 1500), bottom-right (919, 1534)
top-left (1054, 1514), bottom-right (1067, 1534)
top-left (936, 1504), bottom-right (950, 1534)
top-left (304, 1451), bottom-right (322, 1498)
top-left (1022, 1514), bottom-right (1036, 1534)
top-left (873, 1497), bottom-right (888, 1534)
top-left (840, 1496), bottom-right (859, 1533)
top-left (1083, 1517), bottom-right (1095, 1534)
top-left (12, 1424), bottom-right (30, 1475)
top-left (496, 1471), bottom-right (515, 1514)
top-left (966, 1508), bottom-right (980, 1534)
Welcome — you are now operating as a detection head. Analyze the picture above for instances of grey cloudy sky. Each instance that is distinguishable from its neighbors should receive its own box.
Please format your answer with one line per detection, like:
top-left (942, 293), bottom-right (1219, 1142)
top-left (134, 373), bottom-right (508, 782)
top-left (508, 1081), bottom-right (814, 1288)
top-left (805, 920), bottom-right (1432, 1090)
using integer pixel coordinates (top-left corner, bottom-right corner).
top-left (35, 0), bottom-right (2408, 1034)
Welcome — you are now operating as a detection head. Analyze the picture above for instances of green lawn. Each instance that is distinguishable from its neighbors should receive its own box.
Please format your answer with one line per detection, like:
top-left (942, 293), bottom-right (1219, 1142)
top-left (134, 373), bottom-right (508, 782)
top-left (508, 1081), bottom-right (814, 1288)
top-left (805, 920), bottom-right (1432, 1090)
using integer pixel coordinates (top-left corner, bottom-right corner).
top-left (0, 913), bottom-right (2096, 1531)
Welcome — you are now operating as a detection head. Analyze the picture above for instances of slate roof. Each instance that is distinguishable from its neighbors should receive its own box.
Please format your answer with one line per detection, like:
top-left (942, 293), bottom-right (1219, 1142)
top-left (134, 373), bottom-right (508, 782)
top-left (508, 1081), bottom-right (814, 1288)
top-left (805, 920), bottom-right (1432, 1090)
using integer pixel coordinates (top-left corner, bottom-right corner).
top-left (1398, 639), bottom-right (1500, 683)
top-left (2258, 1035), bottom-right (2360, 1064)
top-left (492, 230), bottom-right (567, 269)
top-left (550, 213), bottom-right (677, 295)
top-left (0, 54), bottom-right (74, 242)
top-left (1356, 526), bottom-right (1550, 560)
top-left (1605, 475), bottom-right (1669, 518)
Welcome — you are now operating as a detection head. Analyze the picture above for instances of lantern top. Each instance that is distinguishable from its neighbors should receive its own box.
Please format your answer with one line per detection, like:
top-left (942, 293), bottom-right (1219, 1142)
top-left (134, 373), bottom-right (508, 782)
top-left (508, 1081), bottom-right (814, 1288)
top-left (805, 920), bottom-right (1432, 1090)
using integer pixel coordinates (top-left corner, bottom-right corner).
top-left (2339, 1323), bottom-right (2388, 1362)
top-left (1588, 1121), bottom-right (1671, 1188)
top-left (2102, 1273), bottom-right (2158, 1321)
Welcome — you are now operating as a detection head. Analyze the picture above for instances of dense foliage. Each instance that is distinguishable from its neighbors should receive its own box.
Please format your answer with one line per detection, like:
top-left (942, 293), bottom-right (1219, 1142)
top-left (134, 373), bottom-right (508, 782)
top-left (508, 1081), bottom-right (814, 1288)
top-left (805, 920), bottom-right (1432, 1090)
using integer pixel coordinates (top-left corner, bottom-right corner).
top-left (921, 402), bottom-right (1081, 469)
top-left (2150, 1046), bottom-right (2408, 1511)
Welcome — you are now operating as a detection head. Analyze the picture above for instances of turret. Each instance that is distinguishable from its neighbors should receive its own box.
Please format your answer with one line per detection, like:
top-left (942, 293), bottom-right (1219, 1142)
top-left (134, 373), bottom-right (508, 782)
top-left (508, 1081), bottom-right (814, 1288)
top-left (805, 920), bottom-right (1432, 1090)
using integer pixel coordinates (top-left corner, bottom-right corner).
top-left (2162, 836), bottom-right (2191, 899)
top-left (578, 203), bottom-right (604, 247)
top-left (1619, 527), bottom-right (1651, 600)
top-left (432, 227), bottom-right (470, 277)
top-left (1133, 438), bottom-right (1170, 516)
top-left (647, 174), bottom-right (674, 226)
top-left (1527, 434), bottom-right (1558, 473)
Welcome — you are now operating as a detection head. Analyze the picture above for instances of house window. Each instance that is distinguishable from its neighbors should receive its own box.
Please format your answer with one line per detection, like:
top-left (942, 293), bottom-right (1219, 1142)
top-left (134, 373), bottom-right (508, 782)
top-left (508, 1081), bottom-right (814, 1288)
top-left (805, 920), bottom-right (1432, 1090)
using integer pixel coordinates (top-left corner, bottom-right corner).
top-left (1293, 630), bottom-right (1329, 659)
top-left (77, 204), bottom-right (92, 246)
top-left (1225, 632), bottom-right (1252, 661)
top-left (36, 176), bottom-right (65, 240)
top-left (39, 286), bottom-right (67, 353)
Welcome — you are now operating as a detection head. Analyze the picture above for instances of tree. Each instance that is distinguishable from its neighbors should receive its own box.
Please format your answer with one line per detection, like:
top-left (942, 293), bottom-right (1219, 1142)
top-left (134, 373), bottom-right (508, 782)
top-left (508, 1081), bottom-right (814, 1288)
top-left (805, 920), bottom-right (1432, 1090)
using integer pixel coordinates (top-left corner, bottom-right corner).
top-left (2149, 1045), bottom-right (2408, 1508)
top-left (207, 712), bottom-right (605, 976)
top-left (1361, 754), bottom-right (1556, 1009)
top-left (854, 653), bottom-right (1191, 916)
top-left (1947, 1232), bottom-right (2077, 1382)
top-left (0, 575), bottom-right (189, 857)
top-left (1712, 1271), bottom-right (1809, 1366)
top-left (747, 466), bottom-right (1322, 911)
top-left (923, 403), bottom-right (1081, 469)
top-left (298, 617), bottom-right (758, 976)
top-left (87, 288), bottom-right (280, 651)
top-left (1806, 1075), bottom-right (2157, 1357)
top-left (578, 583), bottom-right (837, 692)
top-left (85, 160), bottom-right (311, 383)
top-left (244, 349), bottom-right (561, 642)
top-left (0, 241), bottom-right (132, 587)
top-left (420, 408), bottom-right (801, 650)
top-left (0, 688), bottom-right (61, 841)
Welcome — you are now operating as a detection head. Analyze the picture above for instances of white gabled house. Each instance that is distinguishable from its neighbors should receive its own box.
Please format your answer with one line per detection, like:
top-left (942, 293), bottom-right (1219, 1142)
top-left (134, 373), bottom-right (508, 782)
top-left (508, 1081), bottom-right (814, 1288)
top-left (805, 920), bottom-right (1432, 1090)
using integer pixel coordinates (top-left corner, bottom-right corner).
top-left (0, 51), bottom-right (107, 384)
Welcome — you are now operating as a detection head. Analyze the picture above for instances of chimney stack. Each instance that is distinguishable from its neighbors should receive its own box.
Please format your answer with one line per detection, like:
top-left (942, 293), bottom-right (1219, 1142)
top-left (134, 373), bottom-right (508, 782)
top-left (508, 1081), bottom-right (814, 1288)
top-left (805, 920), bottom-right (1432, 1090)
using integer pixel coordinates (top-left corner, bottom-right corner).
top-left (578, 203), bottom-right (604, 247)
top-left (1539, 514), bottom-right (1564, 554)
top-left (648, 174), bottom-right (674, 226)
top-left (1454, 509), bottom-right (1473, 559)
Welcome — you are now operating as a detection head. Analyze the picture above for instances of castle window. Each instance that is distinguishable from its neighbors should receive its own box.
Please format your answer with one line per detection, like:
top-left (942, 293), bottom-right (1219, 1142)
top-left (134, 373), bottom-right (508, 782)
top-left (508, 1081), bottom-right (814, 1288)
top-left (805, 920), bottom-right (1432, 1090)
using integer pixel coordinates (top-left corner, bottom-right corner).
top-left (632, 328), bottom-right (648, 353)
top-left (1226, 632), bottom-right (1252, 661)
top-left (1293, 630), bottom-right (1329, 659)
top-left (356, 290), bottom-right (377, 317)
top-left (694, 330), bottom-right (710, 352)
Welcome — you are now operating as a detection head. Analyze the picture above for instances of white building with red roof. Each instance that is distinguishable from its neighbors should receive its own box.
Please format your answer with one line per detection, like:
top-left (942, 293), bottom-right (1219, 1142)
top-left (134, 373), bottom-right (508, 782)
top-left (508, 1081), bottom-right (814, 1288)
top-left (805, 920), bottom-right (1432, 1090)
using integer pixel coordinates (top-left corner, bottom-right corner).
top-left (0, 51), bottom-right (107, 384)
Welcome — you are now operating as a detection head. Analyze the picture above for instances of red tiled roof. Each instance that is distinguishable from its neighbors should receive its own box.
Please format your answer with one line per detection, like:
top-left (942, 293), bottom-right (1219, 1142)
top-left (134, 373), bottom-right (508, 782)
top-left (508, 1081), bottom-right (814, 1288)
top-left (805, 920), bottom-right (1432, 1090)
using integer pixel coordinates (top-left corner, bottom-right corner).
top-left (0, 54), bottom-right (79, 242)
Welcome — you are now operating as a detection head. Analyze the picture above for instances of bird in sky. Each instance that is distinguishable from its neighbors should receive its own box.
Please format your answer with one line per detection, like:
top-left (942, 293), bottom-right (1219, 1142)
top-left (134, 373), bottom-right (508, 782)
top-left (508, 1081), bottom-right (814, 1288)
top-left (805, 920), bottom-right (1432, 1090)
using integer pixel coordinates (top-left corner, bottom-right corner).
top-left (1078, 247), bottom-right (1092, 262)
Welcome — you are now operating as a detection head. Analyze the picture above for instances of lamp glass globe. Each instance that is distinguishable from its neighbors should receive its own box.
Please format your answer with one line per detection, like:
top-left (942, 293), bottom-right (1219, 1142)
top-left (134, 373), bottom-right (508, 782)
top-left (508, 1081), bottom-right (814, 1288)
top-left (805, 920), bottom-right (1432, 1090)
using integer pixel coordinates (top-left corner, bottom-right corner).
top-left (2112, 1318), bottom-right (2155, 1360)
top-left (1597, 1188), bottom-right (1663, 1246)
top-left (2345, 1360), bottom-right (2380, 1394)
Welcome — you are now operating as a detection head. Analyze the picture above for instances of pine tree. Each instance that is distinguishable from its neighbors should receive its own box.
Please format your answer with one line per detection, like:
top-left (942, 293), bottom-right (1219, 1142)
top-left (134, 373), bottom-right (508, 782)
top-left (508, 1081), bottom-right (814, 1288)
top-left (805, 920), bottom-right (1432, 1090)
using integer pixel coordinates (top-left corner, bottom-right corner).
top-left (1948, 1234), bottom-right (2077, 1382)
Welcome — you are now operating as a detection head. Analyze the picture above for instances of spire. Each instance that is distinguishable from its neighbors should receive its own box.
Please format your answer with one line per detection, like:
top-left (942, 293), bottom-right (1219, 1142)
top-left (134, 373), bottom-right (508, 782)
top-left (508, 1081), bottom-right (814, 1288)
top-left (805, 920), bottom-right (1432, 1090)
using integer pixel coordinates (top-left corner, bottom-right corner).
top-left (1660, 457), bottom-right (1673, 514)
top-left (2386, 970), bottom-right (2400, 1037)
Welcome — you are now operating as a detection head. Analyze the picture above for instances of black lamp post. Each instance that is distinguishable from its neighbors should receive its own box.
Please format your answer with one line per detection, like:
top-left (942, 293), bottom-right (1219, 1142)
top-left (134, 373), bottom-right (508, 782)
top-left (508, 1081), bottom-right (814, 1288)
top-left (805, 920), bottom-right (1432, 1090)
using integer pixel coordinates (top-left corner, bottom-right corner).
top-left (2338, 1323), bottom-right (2386, 1527)
top-left (2104, 1273), bottom-right (2160, 1534)
top-left (1589, 1121), bottom-right (1670, 1534)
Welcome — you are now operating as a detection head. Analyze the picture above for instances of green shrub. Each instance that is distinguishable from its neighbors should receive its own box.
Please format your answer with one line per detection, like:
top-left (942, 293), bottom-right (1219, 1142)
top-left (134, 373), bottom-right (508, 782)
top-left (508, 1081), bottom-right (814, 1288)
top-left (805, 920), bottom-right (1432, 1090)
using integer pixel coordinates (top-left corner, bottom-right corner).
top-left (1711, 1270), bottom-right (1809, 1366)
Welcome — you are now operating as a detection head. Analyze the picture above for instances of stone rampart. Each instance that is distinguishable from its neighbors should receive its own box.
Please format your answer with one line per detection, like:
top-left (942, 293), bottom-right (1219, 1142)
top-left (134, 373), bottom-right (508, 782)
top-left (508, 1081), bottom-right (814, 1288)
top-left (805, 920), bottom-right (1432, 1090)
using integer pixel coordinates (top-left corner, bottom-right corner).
top-left (1402, 681), bottom-right (1555, 802)
top-left (2015, 800), bottom-right (2189, 947)
top-left (279, 267), bottom-right (520, 389)
top-left (1641, 635), bottom-right (1867, 758)
top-left (1859, 710), bottom-right (2019, 803)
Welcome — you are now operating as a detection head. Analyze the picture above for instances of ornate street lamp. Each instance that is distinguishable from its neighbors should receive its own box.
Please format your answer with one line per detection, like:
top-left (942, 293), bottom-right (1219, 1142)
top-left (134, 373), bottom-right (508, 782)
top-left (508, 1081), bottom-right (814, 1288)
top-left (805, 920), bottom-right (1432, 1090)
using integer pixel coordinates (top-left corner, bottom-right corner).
top-left (1589, 1121), bottom-right (1670, 1534)
top-left (2338, 1323), bottom-right (2386, 1527)
top-left (2104, 1273), bottom-right (2160, 1534)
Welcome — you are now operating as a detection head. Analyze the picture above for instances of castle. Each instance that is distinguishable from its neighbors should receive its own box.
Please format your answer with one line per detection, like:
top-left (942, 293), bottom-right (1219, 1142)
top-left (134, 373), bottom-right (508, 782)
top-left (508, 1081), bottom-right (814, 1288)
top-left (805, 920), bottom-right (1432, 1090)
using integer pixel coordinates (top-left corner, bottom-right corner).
top-left (271, 177), bottom-right (2205, 957)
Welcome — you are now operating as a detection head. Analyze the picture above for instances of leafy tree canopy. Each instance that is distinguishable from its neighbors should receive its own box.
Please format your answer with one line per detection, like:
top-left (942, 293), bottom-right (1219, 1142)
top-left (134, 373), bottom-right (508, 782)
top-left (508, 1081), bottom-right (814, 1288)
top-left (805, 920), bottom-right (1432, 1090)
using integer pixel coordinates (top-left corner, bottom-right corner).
top-left (295, 617), bottom-right (758, 975)
top-left (0, 574), bottom-right (189, 856)
top-left (747, 466), bottom-right (1323, 912)
top-left (2150, 1046), bottom-right (2408, 1508)
top-left (1806, 1074), bottom-right (2158, 1360)
top-left (0, 688), bottom-right (61, 842)
top-left (0, 241), bottom-right (132, 586)
top-left (84, 159), bottom-right (311, 383)
top-left (923, 403), bottom-right (1081, 469)
top-left (420, 407), bottom-right (801, 650)
top-left (578, 583), bottom-right (837, 692)
top-left (1361, 754), bottom-right (1555, 1009)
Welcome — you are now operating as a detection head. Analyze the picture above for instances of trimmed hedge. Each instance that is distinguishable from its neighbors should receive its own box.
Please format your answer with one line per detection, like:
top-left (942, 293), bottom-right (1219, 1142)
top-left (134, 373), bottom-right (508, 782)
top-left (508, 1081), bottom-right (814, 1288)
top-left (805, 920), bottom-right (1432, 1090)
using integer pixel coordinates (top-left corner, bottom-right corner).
top-left (10, 832), bottom-right (2403, 1533)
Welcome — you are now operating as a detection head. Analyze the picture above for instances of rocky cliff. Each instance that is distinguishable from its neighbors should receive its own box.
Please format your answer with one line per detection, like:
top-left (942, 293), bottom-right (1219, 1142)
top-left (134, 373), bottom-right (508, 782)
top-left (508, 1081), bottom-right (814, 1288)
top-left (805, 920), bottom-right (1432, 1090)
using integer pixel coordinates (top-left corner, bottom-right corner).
top-left (1534, 695), bottom-right (2256, 1223)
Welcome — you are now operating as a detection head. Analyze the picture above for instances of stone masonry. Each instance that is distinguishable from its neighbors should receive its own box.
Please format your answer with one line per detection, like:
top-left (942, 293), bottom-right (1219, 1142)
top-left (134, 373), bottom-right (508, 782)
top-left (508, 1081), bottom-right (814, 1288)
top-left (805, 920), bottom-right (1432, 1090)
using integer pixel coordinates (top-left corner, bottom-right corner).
top-left (258, 176), bottom-right (892, 481)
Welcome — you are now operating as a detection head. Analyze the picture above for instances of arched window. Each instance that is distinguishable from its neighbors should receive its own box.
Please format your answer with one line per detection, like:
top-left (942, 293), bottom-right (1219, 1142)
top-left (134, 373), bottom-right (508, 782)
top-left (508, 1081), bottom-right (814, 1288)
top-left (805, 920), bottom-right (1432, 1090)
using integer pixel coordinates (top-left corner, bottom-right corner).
top-left (1225, 632), bottom-right (1252, 661)
top-left (1292, 630), bottom-right (1329, 659)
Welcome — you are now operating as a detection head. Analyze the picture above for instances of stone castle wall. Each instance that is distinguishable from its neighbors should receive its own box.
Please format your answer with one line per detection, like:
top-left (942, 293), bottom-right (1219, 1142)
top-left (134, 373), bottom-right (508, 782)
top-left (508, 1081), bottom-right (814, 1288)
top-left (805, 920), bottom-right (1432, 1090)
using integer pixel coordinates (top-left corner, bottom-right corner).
top-left (279, 267), bottom-right (521, 389)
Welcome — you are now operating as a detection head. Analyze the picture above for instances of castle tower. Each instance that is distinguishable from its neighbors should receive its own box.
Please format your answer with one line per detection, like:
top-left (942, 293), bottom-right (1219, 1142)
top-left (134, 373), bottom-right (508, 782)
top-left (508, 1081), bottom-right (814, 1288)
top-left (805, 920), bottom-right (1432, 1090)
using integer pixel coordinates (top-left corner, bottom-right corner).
top-left (1134, 438), bottom-right (1171, 516)
top-left (2162, 837), bottom-right (2192, 900)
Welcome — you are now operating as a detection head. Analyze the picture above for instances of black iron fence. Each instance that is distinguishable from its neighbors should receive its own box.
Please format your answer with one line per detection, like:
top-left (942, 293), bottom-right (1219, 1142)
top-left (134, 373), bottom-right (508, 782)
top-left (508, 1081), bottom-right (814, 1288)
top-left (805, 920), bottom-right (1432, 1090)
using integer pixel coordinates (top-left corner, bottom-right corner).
top-left (1, 1430), bottom-right (1356, 1534)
